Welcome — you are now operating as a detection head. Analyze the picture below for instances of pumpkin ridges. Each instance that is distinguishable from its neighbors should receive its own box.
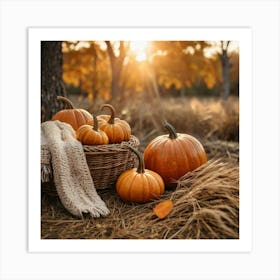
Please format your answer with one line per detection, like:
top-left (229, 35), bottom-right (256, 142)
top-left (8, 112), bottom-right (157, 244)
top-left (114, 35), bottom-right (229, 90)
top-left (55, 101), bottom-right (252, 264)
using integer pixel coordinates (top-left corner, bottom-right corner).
top-left (166, 136), bottom-right (204, 181)
top-left (129, 174), bottom-right (145, 202)
top-left (52, 108), bottom-right (92, 130)
top-left (115, 121), bottom-right (131, 141)
top-left (143, 121), bottom-right (207, 188)
top-left (82, 131), bottom-right (92, 144)
top-left (80, 110), bottom-right (91, 127)
top-left (149, 138), bottom-right (170, 178)
top-left (150, 171), bottom-right (165, 194)
top-left (188, 137), bottom-right (204, 168)
top-left (114, 125), bottom-right (123, 143)
top-left (117, 122), bottom-right (130, 137)
top-left (117, 120), bottom-right (131, 131)
top-left (142, 173), bottom-right (153, 201)
top-left (143, 137), bottom-right (162, 169)
top-left (84, 130), bottom-right (102, 145)
top-left (181, 135), bottom-right (206, 168)
top-left (72, 110), bottom-right (79, 130)
top-left (98, 104), bottom-right (131, 143)
top-left (147, 171), bottom-right (162, 199)
top-left (74, 110), bottom-right (83, 129)
top-left (187, 134), bottom-right (207, 165)
top-left (76, 119), bottom-right (109, 145)
top-left (160, 142), bottom-right (178, 186)
top-left (116, 146), bottom-right (165, 203)
top-left (116, 170), bottom-right (135, 201)
top-left (141, 174), bottom-right (150, 202)
top-left (99, 120), bottom-right (130, 143)
top-left (52, 96), bottom-right (93, 130)
top-left (128, 173), bottom-right (141, 202)
top-left (175, 137), bottom-right (191, 173)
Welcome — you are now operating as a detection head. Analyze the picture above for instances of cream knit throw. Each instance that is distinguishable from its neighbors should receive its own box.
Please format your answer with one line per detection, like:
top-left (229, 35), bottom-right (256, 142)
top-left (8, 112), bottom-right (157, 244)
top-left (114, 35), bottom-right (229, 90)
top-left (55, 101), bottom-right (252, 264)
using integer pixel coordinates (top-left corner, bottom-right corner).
top-left (41, 120), bottom-right (110, 218)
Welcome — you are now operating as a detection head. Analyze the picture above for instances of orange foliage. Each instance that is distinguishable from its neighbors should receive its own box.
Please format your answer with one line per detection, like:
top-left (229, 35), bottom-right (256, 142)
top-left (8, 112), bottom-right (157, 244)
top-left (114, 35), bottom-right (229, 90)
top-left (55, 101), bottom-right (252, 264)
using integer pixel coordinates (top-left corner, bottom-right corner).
top-left (62, 41), bottom-right (239, 100)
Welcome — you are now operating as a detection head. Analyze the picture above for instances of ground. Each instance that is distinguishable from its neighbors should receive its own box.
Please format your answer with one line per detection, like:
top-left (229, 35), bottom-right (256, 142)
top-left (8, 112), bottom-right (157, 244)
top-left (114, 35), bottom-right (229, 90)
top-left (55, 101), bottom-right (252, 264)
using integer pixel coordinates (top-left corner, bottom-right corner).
top-left (41, 96), bottom-right (239, 239)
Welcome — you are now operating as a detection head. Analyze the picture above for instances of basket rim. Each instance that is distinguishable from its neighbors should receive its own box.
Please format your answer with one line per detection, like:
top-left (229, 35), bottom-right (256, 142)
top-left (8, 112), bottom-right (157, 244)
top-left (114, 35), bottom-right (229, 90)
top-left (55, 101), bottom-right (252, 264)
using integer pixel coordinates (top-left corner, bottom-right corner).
top-left (83, 135), bottom-right (139, 152)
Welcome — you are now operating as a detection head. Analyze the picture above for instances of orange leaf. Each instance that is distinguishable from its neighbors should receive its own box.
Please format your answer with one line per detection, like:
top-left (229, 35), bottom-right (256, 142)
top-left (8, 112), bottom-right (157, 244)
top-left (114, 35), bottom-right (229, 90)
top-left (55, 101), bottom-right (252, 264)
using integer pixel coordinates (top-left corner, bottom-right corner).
top-left (153, 200), bottom-right (173, 219)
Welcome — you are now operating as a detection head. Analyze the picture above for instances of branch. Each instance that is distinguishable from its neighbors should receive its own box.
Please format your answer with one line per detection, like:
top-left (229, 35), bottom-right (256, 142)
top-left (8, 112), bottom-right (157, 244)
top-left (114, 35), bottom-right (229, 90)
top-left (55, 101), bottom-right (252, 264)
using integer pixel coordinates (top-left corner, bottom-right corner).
top-left (105, 41), bottom-right (114, 60)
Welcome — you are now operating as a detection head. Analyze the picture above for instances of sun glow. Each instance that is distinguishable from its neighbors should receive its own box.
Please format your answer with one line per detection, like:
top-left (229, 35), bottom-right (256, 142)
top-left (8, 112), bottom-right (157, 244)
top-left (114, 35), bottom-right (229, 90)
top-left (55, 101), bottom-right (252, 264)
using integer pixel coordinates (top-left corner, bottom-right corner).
top-left (129, 41), bottom-right (149, 62)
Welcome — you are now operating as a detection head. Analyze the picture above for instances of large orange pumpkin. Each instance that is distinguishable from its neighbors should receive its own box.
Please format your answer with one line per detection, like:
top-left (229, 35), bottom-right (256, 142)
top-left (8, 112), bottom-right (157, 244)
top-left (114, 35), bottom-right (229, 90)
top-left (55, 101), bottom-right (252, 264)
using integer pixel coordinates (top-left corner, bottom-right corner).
top-left (143, 121), bottom-right (207, 188)
top-left (51, 96), bottom-right (93, 130)
top-left (116, 146), bottom-right (165, 203)
top-left (98, 104), bottom-right (131, 144)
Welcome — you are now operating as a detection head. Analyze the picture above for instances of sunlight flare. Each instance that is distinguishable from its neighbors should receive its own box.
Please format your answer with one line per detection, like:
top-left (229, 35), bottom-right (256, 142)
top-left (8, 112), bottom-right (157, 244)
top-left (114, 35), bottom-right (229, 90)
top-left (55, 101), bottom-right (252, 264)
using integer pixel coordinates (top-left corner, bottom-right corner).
top-left (129, 41), bottom-right (149, 62)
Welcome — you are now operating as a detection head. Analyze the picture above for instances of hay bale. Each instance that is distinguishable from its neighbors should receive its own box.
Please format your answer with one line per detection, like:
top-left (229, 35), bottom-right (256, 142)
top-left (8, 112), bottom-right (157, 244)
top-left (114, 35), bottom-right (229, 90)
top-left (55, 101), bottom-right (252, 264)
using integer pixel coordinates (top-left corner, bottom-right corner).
top-left (168, 159), bottom-right (239, 239)
top-left (41, 159), bottom-right (239, 239)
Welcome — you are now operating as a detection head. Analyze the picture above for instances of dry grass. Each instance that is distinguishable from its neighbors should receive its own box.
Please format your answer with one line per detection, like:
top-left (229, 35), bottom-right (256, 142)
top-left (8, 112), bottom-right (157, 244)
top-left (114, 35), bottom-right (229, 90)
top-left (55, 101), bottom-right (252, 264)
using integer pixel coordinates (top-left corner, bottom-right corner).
top-left (41, 157), bottom-right (239, 239)
top-left (72, 95), bottom-right (239, 148)
top-left (41, 95), bottom-right (239, 239)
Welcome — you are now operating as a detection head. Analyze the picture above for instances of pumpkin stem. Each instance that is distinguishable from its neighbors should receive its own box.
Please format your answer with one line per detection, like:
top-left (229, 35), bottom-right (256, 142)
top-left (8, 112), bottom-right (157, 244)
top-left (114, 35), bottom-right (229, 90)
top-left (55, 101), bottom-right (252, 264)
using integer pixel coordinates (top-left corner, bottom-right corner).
top-left (127, 145), bottom-right (145, 174)
top-left (56, 96), bottom-right (75, 109)
top-left (92, 115), bottom-right (98, 131)
top-left (163, 121), bottom-right (178, 139)
top-left (100, 104), bottom-right (115, 124)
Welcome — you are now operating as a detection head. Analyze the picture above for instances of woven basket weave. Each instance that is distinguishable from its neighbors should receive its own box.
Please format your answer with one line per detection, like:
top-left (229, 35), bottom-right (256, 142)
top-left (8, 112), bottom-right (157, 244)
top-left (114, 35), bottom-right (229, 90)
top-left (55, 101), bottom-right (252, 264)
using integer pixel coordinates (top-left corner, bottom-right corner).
top-left (41, 135), bottom-right (140, 194)
top-left (83, 135), bottom-right (139, 189)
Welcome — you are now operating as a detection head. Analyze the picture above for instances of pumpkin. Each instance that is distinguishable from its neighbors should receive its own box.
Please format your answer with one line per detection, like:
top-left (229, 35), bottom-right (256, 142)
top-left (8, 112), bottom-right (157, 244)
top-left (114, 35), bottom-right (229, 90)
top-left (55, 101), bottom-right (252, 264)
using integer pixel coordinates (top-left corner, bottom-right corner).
top-left (76, 115), bottom-right (109, 145)
top-left (86, 106), bottom-right (112, 126)
top-left (153, 200), bottom-right (174, 219)
top-left (143, 121), bottom-right (207, 188)
top-left (116, 145), bottom-right (165, 203)
top-left (51, 96), bottom-right (93, 130)
top-left (98, 104), bottom-right (131, 143)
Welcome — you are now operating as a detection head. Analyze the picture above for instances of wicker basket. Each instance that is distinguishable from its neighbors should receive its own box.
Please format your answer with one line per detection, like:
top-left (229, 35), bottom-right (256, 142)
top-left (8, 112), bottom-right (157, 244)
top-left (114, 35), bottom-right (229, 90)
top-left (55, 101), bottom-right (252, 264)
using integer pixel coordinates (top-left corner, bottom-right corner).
top-left (83, 135), bottom-right (139, 189)
top-left (41, 135), bottom-right (140, 194)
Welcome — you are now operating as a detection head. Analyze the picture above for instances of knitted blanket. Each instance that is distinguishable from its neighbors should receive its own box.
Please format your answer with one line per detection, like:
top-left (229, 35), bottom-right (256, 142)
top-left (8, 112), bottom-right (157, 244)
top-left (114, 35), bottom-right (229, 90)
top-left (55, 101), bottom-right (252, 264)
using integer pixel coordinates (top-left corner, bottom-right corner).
top-left (41, 120), bottom-right (110, 218)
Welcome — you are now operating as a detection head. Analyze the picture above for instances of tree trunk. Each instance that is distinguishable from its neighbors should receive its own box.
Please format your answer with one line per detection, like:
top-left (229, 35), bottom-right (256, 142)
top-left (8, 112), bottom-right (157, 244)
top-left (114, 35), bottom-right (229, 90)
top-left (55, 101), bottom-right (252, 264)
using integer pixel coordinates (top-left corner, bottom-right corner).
top-left (41, 41), bottom-right (67, 122)
top-left (219, 41), bottom-right (231, 101)
top-left (105, 41), bottom-right (125, 100)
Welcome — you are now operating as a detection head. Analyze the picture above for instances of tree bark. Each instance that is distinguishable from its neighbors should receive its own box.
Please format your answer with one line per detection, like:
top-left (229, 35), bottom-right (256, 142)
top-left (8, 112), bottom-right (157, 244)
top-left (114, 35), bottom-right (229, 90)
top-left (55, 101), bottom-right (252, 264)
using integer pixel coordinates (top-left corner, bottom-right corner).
top-left (41, 41), bottom-right (67, 122)
top-left (105, 41), bottom-right (126, 100)
top-left (219, 41), bottom-right (231, 101)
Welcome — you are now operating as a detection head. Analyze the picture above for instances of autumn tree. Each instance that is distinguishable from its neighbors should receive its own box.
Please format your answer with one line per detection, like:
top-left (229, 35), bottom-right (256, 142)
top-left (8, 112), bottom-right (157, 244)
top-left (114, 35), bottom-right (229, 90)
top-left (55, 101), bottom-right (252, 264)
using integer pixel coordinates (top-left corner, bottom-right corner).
top-left (41, 41), bottom-right (66, 122)
top-left (61, 40), bottom-right (239, 102)
top-left (149, 41), bottom-right (217, 93)
top-left (63, 41), bottom-right (110, 101)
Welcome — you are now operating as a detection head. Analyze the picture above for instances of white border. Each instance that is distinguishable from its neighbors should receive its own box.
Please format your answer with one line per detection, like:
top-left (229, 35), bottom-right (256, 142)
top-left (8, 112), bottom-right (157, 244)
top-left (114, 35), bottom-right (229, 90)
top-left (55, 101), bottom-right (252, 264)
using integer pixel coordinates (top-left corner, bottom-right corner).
top-left (28, 27), bottom-right (252, 253)
top-left (2, 1), bottom-right (279, 279)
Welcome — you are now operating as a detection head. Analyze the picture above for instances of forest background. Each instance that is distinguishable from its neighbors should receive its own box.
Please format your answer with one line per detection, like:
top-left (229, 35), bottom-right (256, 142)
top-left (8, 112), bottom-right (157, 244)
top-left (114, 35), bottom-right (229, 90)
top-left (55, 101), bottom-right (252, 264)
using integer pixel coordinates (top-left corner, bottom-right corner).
top-left (41, 40), bottom-right (239, 147)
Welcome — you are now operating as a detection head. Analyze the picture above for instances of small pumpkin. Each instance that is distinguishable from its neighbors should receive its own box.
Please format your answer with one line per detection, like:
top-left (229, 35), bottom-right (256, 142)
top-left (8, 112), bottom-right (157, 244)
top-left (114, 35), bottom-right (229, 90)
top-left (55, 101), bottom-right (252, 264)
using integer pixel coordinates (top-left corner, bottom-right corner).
top-left (76, 115), bottom-right (109, 145)
top-left (143, 121), bottom-right (207, 188)
top-left (116, 145), bottom-right (165, 203)
top-left (51, 96), bottom-right (93, 130)
top-left (98, 104), bottom-right (131, 144)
